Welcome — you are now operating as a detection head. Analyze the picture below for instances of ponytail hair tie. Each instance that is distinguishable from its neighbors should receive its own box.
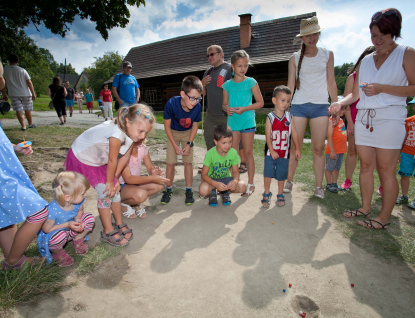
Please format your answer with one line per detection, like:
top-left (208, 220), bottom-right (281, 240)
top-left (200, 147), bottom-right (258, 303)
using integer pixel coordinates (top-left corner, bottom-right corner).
top-left (137, 109), bottom-right (142, 115)
top-left (146, 113), bottom-right (150, 119)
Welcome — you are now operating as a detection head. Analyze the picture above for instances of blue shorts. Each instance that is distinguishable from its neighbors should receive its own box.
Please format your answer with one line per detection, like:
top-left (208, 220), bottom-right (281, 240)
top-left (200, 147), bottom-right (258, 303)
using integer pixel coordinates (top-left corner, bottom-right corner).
top-left (398, 152), bottom-right (415, 177)
top-left (120, 102), bottom-right (136, 108)
top-left (65, 99), bottom-right (75, 107)
top-left (291, 103), bottom-right (329, 119)
top-left (211, 176), bottom-right (233, 185)
top-left (240, 127), bottom-right (256, 133)
top-left (263, 156), bottom-right (289, 181)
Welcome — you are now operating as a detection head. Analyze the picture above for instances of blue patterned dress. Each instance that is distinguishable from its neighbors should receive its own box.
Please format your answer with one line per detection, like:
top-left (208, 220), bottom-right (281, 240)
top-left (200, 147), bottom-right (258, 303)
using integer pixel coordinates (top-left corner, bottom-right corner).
top-left (0, 128), bottom-right (48, 229)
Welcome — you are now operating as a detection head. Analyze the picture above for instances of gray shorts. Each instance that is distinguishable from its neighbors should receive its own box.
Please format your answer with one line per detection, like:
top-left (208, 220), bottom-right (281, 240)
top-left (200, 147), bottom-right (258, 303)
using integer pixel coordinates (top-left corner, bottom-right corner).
top-left (95, 183), bottom-right (121, 208)
top-left (325, 154), bottom-right (344, 172)
top-left (211, 176), bottom-right (233, 185)
top-left (11, 96), bottom-right (33, 112)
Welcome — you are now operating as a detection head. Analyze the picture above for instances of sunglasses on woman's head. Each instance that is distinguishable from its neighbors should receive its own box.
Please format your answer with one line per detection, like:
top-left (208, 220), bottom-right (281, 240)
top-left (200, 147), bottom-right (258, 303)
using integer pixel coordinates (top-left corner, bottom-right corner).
top-left (371, 9), bottom-right (398, 22)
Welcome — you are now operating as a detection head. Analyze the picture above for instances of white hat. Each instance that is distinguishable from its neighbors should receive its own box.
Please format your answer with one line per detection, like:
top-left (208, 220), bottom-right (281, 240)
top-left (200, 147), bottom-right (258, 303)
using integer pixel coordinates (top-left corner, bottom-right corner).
top-left (296, 16), bottom-right (324, 37)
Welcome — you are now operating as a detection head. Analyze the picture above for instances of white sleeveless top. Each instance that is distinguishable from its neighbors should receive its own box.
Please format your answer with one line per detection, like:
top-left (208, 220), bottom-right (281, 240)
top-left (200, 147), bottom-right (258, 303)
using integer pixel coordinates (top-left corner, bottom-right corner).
top-left (357, 45), bottom-right (408, 109)
top-left (292, 47), bottom-right (330, 105)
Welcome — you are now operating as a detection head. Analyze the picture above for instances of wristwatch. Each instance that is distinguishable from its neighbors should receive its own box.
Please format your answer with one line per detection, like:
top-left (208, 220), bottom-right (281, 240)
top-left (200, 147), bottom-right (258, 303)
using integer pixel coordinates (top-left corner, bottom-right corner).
top-left (187, 141), bottom-right (194, 147)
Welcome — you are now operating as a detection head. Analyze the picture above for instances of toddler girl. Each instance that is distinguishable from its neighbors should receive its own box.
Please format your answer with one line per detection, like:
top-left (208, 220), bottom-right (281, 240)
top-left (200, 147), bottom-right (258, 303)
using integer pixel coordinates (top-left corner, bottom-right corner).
top-left (222, 49), bottom-right (264, 196)
top-left (64, 104), bottom-right (155, 246)
top-left (37, 171), bottom-right (94, 266)
top-left (119, 140), bottom-right (169, 218)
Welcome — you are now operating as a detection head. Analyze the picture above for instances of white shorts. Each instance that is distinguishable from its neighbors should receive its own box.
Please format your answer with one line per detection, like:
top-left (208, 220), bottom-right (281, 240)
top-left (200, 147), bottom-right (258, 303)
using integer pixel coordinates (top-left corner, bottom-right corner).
top-left (11, 96), bottom-right (33, 112)
top-left (355, 106), bottom-right (406, 149)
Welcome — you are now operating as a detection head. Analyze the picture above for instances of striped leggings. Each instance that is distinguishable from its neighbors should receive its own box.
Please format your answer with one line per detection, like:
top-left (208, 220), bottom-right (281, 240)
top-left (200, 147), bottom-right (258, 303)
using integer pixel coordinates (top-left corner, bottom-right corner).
top-left (48, 213), bottom-right (95, 250)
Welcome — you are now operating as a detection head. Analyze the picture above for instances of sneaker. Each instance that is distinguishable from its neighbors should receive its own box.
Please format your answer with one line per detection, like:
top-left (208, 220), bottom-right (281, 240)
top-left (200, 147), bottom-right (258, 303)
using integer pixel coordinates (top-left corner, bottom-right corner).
top-left (283, 180), bottom-right (293, 193)
top-left (325, 184), bottom-right (332, 191)
top-left (185, 189), bottom-right (194, 205)
top-left (340, 179), bottom-right (352, 190)
top-left (377, 186), bottom-right (383, 198)
top-left (21, 127), bottom-right (27, 131)
top-left (408, 200), bottom-right (415, 210)
top-left (329, 183), bottom-right (339, 193)
top-left (314, 187), bottom-right (325, 199)
top-left (209, 190), bottom-right (218, 207)
top-left (220, 191), bottom-right (231, 206)
top-left (161, 189), bottom-right (173, 205)
top-left (70, 113), bottom-right (73, 117)
top-left (396, 195), bottom-right (408, 205)
top-left (28, 124), bottom-right (37, 128)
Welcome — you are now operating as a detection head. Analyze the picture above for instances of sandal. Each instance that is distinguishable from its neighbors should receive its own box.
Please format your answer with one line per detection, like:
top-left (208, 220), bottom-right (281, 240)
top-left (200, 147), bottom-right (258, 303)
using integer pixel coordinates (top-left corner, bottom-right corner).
top-left (197, 166), bottom-right (203, 174)
top-left (239, 162), bottom-right (247, 173)
top-left (344, 209), bottom-right (371, 218)
top-left (52, 250), bottom-right (74, 267)
top-left (261, 192), bottom-right (272, 208)
top-left (209, 190), bottom-right (218, 207)
top-left (1, 255), bottom-right (44, 271)
top-left (73, 238), bottom-right (89, 254)
top-left (220, 191), bottom-right (232, 206)
top-left (135, 205), bottom-right (147, 218)
top-left (241, 183), bottom-right (255, 197)
top-left (277, 194), bottom-right (285, 207)
top-left (100, 230), bottom-right (130, 246)
top-left (121, 203), bottom-right (138, 219)
top-left (359, 219), bottom-right (390, 230)
top-left (112, 222), bottom-right (134, 241)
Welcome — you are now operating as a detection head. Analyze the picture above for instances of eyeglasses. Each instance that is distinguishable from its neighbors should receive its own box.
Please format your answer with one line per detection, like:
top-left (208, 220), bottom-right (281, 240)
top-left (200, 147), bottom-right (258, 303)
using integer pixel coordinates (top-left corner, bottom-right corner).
top-left (186, 93), bottom-right (202, 103)
top-left (371, 9), bottom-right (398, 22)
top-left (206, 52), bottom-right (220, 58)
top-left (126, 66), bottom-right (132, 69)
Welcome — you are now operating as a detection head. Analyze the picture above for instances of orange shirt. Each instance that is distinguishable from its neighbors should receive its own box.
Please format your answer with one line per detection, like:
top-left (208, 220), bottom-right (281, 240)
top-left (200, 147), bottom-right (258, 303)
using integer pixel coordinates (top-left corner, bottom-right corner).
top-left (401, 116), bottom-right (415, 155)
top-left (325, 118), bottom-right (347, 154)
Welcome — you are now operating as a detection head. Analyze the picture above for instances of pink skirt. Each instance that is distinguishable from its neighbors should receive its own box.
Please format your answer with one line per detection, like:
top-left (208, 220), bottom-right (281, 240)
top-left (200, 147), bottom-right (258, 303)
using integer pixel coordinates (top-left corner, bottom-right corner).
top-left (64, 148), bottom-right (116, 188)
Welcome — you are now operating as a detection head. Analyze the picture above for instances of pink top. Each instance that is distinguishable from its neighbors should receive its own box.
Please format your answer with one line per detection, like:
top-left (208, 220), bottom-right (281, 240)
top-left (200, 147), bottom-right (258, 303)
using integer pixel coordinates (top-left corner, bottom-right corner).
top-left (350, 72), bottom-right (359, 123)
top-left (119, 144), bottom-right (148, 184)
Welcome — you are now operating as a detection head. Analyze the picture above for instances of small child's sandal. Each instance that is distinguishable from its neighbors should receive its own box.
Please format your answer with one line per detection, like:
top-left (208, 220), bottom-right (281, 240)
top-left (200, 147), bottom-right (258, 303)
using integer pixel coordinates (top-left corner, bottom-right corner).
top-left (261, 192), bottom-right (272, 208)
top-left (112, 222), bottom-right (134, 241)
top-left (73, 238), bottom-right (89, 254)
top-left (277, 194), bottom-right (285, 207)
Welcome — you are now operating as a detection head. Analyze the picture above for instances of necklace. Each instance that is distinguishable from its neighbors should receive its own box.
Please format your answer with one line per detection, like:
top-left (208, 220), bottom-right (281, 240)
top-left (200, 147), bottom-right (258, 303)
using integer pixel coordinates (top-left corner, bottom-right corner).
top-left (374, 43), bottom-right (397, 62)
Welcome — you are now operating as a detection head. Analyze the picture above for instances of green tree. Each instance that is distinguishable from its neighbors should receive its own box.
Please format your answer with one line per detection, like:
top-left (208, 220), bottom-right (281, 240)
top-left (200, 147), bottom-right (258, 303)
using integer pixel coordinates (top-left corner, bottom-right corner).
top-left (54, 63), bottom-right (78, 76)
top-left (85, 51), bottom-right (123, 96)
top-left (334, 63), bottom-right (353, 95)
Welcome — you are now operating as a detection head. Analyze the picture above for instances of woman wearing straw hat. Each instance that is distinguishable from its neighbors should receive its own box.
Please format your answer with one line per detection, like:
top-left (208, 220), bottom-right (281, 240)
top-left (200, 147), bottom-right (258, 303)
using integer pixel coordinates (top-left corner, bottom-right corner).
top-left (284, 16), bottom-right (338, 199)
top-left (329, 8), bottom-right (415, 229)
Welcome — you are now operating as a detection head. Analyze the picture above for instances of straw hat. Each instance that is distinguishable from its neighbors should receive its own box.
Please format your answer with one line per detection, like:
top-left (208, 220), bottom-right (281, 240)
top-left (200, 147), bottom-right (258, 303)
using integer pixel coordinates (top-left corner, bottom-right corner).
top-left (408, 97), bottom-right (415, 104)
top-left (296, 16), bottom-right (324, 37)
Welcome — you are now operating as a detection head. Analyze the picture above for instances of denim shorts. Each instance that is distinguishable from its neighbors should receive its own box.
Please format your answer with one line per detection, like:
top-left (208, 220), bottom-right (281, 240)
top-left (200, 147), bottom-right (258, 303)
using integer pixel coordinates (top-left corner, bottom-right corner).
top-left (263, 156), bottom-right (289, 181)
top-left (240, 127), bottom-right (256, 133)
top-left (325, 154), bottom-right (344, 172)
top-left (291, 103), bottom-right (329, 119)
top-left (398, 152), bottom-right (415, 177)
top-left (212, 176), bottom-right (233, 185)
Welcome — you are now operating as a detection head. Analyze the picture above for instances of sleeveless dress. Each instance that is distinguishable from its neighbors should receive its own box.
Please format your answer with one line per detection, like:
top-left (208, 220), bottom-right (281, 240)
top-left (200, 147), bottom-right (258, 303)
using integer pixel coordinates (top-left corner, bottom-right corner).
top-left (355, 45), bottom-right (408, 149)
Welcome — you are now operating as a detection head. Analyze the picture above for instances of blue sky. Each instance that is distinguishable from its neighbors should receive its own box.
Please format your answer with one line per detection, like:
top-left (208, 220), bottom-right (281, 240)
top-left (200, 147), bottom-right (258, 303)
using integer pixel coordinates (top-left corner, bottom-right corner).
top-left (25, 0), bottom-right (415, 74)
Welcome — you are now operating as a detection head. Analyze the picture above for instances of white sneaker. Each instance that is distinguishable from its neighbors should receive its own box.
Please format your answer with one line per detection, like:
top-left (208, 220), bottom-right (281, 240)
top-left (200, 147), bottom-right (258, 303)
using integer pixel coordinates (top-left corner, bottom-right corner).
top-left (314, 187), bottom-right (325, 199)
top-left (283, 181), bottom-right (294, 193)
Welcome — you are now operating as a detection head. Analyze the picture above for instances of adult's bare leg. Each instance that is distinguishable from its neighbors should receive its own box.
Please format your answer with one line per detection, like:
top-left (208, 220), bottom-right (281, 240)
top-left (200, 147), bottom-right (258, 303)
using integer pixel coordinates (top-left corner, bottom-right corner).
top-left (309, 116), bottom-right (329, 188)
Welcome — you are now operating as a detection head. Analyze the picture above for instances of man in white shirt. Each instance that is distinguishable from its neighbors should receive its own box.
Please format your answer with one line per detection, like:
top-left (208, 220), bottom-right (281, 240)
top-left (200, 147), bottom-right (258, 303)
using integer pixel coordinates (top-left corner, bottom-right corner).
top-left (1, 55), bottom-right (37, 131)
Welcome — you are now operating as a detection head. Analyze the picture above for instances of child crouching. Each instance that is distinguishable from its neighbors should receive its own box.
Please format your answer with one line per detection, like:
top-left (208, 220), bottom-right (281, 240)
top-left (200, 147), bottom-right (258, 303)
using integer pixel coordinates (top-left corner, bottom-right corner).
top-left (37, 171), bottom-right (95, 267)
top-left (199, 124), bottom-right (246, 206)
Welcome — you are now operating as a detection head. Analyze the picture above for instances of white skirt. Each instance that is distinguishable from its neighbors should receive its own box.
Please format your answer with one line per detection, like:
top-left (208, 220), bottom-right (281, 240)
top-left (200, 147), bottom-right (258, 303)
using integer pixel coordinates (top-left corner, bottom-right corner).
top-left (355, 106), bottom-right (407, 149)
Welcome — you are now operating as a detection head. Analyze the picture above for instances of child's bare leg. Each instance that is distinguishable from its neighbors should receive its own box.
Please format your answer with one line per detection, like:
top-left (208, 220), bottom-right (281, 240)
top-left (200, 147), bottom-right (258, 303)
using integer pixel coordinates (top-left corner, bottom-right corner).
top-left (400, 176), bottom-right (410, 196)
top-left (0, 224), bottom-right (17, 259)
top-left (98, 206), bottom-right (129, 244)
top-left (138, 183), bottom-right (164, 197)
top-left (332, 169), bottom-right (340, 184)
top-left (199, 181), bottom-right (215, 196)
top-left (4, 221), bottom-right (43, 265)
top-left (263, 177), bottom-right (272, 199)
top-left (325, 170), bottom-right (332, 185)
top-left (166, 163), bottom-right (176, 187)
top-left (241, 132), bottom-right (255, 185)
top-left (277, 180), bottom-right (285, 195)
top-left (183, 162), bottom-right (193, 188)
top-left (234, 180), bottom-right (247, 193)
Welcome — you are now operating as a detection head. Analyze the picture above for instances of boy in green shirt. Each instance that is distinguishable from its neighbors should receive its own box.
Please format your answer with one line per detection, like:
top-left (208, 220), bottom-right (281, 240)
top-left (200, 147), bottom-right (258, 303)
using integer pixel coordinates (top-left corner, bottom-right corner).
top-left (199, 124), bottom-right (247, 206)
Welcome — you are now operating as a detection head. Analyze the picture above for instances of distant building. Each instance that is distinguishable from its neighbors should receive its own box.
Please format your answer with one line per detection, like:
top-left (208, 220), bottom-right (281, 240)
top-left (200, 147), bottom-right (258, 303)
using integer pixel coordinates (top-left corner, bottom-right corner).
top-left (107, 12), bottom-right (315, 110)
top-left (55, 72), bottom-right (90, 91)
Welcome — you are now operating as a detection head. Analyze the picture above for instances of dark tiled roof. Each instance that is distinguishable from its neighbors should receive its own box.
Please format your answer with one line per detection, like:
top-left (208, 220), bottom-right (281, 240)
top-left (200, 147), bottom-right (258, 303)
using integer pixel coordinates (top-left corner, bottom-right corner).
top-left (109, 12), bottom-right (315, 82)
top-left (56, 74), bottom-right (79, 86)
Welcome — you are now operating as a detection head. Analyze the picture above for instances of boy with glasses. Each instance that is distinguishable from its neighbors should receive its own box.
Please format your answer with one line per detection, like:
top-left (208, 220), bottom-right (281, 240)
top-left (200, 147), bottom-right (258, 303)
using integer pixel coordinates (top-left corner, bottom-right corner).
top-left (161, 76), bottom-right (202, 205)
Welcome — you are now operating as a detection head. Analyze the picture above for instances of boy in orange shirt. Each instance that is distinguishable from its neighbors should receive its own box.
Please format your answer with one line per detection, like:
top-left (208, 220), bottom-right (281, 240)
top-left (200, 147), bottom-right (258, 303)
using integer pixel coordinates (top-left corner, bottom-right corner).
top-left (396, 98), bottom-right (415, 208)
top-left (325, 105), bottom-right (347, 193)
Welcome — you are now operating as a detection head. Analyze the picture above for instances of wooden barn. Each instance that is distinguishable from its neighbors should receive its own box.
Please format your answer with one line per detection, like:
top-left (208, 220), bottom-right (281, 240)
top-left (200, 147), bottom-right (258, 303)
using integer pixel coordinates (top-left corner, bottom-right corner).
top-left (107, 12), bottom-right (315, 110)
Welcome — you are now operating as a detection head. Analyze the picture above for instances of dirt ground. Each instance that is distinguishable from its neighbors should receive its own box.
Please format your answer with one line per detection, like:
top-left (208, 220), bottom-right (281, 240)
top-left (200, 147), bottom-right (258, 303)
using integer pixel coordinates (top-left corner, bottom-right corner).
top-left (3, 112), bottom-right (415, 317)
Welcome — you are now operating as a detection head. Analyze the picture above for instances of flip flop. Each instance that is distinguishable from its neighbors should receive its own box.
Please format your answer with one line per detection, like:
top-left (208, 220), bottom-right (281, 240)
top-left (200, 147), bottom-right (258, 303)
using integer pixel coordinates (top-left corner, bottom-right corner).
top-left (359, 219), bottom-right (390, 230)
top-left (344, 209), bottom-right (371, 218)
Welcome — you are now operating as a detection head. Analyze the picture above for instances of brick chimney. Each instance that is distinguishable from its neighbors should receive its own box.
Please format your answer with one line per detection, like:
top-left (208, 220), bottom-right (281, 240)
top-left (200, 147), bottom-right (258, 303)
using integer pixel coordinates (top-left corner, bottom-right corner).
top-left (239, 13), bottom-right (252, 48)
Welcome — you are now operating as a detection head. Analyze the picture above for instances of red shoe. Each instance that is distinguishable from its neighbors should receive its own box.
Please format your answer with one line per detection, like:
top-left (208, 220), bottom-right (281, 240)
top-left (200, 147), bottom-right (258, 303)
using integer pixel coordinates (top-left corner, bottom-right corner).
top-left (377, 186), bottom-right (383, 198)
top-left (52, 250), bottom-right (74, 267)
top-left (73, 238), bottom-right (89, 254)
top-left (341, 179), bottom-right (352, 190)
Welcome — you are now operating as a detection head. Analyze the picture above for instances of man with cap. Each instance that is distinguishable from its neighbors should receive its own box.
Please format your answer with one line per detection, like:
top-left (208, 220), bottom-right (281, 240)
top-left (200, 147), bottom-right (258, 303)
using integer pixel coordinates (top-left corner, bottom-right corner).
top-left (112, 61), bottom-right (140, 108)
top-left (1, 54), bottom-right (37, 131)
